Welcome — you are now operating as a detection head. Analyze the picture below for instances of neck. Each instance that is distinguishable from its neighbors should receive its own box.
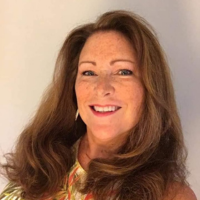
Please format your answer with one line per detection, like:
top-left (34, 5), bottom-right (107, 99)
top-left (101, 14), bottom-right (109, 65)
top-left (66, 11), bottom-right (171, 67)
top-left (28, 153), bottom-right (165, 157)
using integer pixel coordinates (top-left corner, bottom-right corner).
top-left (81, 131), bottom-right (127, 160)
top-left (78, 130), bottom-right (128, 170)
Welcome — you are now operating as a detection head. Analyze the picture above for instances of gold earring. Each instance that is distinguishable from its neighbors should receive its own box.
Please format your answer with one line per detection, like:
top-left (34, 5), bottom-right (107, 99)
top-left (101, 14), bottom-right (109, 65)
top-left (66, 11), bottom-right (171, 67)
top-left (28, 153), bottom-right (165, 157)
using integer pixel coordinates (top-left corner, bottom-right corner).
top-left (75, 109), bottom-right (79, 121)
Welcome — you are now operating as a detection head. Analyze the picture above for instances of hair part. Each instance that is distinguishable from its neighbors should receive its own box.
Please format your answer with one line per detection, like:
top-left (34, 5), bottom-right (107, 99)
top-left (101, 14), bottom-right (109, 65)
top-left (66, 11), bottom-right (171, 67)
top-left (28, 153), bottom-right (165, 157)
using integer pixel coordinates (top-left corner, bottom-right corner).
top-left (1, 10), bottom-right (187, 200)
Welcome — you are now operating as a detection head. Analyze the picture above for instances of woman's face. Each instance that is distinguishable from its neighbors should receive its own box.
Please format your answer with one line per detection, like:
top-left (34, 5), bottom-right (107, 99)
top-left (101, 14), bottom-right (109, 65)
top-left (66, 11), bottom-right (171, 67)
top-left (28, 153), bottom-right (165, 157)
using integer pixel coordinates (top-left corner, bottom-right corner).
top-left (75, 31), bottom-right (144, 142)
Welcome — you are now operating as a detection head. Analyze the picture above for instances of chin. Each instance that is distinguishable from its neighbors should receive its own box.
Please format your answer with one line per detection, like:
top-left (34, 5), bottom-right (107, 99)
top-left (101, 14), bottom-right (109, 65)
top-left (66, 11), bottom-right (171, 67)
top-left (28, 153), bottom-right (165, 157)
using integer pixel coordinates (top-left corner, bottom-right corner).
top-left (88, 126), bottom-right (127, 141)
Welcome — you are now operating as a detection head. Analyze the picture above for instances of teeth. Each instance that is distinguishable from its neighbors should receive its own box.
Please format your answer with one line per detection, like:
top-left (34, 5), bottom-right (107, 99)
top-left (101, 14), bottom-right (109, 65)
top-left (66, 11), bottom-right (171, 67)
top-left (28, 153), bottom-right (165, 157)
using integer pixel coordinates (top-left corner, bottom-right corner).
top-left (93, 106), bottom-right (119, 112)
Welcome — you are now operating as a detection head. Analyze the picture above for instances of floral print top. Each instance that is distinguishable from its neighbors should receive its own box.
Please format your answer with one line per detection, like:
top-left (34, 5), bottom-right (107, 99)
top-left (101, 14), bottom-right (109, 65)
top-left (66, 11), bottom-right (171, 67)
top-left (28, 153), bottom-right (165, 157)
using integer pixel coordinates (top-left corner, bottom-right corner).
top-left (0, 140), bottom-right (94, 200)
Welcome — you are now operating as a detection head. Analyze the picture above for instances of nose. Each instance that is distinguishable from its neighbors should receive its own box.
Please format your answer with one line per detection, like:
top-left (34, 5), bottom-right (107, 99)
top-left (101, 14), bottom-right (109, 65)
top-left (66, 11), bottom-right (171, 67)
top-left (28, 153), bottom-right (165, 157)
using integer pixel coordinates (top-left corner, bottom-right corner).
top-left (94, 75), bottom-right (115, 97)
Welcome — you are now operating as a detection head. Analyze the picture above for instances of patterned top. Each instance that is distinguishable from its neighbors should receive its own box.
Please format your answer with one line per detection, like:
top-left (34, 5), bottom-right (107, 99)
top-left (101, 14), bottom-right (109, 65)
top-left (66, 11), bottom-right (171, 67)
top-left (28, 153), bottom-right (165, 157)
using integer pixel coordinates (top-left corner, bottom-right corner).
top-left (0, 140), bottom-right (94, 200)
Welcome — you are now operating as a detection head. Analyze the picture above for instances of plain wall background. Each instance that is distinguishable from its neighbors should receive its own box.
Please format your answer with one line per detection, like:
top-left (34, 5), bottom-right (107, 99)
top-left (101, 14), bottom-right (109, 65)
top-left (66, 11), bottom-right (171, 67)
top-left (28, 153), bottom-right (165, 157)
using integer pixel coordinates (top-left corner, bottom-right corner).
top-left (0, 0), bottom-right (199, 198)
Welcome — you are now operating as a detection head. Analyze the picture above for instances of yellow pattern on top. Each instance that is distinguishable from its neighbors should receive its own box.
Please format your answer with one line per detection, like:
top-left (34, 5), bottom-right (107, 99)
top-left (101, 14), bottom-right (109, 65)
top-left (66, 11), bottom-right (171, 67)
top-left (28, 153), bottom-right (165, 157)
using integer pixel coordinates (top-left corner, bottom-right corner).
top-left (0, 140), bottom-right (94, 200)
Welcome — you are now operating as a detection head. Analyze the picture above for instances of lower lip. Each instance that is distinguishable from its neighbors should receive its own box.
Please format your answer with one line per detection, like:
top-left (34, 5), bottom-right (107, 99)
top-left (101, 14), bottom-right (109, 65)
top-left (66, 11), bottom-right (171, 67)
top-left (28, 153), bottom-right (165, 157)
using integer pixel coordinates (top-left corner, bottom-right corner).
top-left (90, 107), bottom-right (120, 117)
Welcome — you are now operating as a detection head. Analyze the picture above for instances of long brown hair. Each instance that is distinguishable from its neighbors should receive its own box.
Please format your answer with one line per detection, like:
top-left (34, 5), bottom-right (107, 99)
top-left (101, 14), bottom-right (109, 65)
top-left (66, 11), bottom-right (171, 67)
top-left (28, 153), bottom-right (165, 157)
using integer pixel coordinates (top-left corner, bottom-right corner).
top-left (1, 10), bottom-right (187, 200)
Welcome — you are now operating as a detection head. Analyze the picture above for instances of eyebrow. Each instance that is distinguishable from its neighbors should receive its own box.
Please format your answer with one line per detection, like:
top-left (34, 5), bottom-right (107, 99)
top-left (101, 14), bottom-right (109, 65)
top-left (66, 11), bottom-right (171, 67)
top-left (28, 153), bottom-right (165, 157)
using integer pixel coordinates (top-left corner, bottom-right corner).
top-left (78, 59), bottom-right (135, 67)
top-left (110, 59), bottom-right (135, 65)
top-left (78, 61), bottom-right (96, 66)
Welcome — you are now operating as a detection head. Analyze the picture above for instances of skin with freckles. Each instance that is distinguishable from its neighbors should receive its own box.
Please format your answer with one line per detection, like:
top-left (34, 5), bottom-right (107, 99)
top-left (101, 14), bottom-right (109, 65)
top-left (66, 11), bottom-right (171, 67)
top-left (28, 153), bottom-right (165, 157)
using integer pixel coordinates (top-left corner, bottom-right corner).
top-left (74, 31), bottom-right (197, 200)
top-left (75, 31), bottom-right (144, 163)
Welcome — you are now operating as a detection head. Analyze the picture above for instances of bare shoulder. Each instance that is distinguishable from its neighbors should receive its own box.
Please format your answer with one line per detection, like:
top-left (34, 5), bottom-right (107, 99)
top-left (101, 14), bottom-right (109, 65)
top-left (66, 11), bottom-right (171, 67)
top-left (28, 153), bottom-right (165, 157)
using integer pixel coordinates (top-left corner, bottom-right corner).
top-left (164, 183), bottom-right (197, 200)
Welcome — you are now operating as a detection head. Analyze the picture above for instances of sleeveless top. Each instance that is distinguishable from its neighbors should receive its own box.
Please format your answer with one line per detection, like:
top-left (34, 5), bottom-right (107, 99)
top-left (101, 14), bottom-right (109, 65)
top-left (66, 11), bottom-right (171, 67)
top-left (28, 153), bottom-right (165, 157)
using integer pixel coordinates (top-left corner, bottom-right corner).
top-left (0, 140), bottom-right (94, 200)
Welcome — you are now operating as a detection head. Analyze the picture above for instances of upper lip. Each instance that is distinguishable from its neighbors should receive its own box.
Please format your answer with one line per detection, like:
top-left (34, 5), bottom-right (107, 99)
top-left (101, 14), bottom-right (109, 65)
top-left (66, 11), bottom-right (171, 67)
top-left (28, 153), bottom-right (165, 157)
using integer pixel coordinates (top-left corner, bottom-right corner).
top-left (89, 104), bottom-right (121, 108)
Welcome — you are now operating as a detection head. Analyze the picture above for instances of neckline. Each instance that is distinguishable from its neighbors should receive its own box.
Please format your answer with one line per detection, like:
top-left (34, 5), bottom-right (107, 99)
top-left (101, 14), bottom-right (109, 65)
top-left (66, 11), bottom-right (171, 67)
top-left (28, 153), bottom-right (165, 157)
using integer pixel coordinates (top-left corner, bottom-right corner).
top-left (73, 138), bottom-right (86, 173)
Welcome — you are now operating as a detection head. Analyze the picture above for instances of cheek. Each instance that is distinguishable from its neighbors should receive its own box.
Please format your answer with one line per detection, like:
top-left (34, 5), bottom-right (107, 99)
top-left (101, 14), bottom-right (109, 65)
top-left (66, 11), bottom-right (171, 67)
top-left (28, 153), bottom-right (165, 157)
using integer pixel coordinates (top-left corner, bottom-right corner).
top-left (124, 82), bottom-right (144, 103)
top-left (75, 80), bottom-right (91, 103)
top-left (127, 87), bottom-right (144, 116)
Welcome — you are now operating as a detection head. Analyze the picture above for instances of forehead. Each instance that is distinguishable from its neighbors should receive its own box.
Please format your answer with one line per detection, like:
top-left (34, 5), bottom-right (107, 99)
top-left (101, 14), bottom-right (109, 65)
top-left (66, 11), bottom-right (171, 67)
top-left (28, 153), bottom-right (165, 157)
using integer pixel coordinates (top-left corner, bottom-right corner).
top-left (79, 31), bottom-right (136, 61)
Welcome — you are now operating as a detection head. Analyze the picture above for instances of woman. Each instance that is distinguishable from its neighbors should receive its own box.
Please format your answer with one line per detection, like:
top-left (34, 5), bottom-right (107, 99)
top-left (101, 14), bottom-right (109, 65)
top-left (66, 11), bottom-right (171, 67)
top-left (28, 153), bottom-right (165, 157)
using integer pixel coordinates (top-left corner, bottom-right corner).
top-left (0, 10), bottom-right (197, 200)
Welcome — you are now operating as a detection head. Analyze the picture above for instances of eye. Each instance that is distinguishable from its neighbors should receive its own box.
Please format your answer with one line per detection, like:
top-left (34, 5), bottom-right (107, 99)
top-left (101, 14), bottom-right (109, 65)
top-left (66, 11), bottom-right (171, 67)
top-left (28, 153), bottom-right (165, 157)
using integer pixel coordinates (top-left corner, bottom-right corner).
top-left (82, 71), bottom-right (96, 76)
top-left (118, 69), bottom-right (133, 76)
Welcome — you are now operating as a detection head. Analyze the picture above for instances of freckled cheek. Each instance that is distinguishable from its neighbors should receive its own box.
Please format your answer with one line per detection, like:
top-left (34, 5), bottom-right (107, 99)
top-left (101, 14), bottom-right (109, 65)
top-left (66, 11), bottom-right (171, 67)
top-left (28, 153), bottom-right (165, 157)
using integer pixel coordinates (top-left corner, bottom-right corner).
top-left (125, 86), bottom-right (144, 108)
top-left (75, 81), bottom-right (92, 101)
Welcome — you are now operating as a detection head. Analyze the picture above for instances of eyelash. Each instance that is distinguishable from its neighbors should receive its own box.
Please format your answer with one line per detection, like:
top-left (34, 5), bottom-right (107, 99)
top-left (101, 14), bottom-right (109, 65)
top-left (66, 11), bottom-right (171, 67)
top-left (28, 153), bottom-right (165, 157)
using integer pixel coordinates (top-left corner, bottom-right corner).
top-left (118, 69), bottom-right (133, 75)
top-left (82, 71), bottom-right (96, 76)
top-left (82, 69), bottom-right (133, 76)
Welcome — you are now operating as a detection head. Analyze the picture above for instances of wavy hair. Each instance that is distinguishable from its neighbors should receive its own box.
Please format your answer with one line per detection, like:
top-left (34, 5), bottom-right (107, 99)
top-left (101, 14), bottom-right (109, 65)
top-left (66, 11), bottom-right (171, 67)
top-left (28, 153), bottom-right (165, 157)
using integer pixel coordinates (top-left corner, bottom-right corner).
top-left (1, 10), bottom-right (187, 200)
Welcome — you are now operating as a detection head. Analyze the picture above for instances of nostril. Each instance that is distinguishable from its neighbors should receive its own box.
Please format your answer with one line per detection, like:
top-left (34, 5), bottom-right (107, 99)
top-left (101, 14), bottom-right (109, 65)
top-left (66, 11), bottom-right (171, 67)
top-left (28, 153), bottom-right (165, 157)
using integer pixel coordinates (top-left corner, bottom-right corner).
top-left (94, 78), bottom-right (115, 96)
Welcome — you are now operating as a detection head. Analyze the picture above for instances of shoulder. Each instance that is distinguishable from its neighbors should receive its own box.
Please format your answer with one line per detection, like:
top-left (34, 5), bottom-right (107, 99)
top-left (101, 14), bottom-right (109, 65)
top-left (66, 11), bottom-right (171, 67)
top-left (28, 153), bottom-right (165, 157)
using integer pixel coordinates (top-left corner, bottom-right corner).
top-left (0, 182), bottom-right (24, 200)
top-left (164, 183), bottom-right (197, 200)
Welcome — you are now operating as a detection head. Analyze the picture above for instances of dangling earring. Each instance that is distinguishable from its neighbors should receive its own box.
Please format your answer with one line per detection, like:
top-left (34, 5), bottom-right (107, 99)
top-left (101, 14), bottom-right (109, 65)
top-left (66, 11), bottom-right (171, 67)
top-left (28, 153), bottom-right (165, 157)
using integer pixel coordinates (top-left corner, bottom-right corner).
top-left (75, 109), bottom-right (79, 121)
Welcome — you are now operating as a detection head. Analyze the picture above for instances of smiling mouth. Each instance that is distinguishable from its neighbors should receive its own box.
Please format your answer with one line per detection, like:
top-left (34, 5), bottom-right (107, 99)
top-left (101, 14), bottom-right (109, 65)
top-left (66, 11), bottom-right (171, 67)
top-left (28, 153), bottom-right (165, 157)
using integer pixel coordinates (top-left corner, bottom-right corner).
top-left (90, 106), bottom-right (121, 113)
